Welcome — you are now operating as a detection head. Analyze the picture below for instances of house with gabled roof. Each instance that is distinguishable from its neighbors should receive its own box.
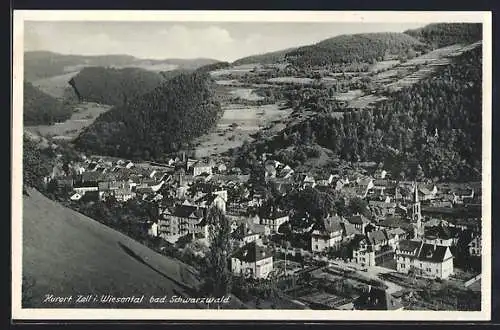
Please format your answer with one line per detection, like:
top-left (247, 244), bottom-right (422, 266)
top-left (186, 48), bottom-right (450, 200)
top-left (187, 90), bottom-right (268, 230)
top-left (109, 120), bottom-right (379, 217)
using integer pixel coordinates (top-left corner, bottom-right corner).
top-left (348, 214), bottom-right (370, 234)
top-left (231, 241), bottom-right (273, 279)
top-left (367, 230), bottom-right (389, 251)
top-left (395, 240), bottom-right (454, 279)
top-left (311, 215), bottom-right (344, 253)
top-left (423, 224), bottom-right (459, 247)
top-left (356, 177), bottom-right (374, 198)
top-left (316, 173), bottom-right (335, 187)
top-left (191, 160), bottom-right (212, 177)
top-left (354, 286), bottom-right (403, 311)
top-left (259, 207), bottom-right (289, 233)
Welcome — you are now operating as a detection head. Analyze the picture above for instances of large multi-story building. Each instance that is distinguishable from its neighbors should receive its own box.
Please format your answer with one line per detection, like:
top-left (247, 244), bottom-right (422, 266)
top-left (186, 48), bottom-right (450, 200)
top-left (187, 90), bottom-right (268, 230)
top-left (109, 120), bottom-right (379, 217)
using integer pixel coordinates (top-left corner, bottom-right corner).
top-left (158, 204), bottom-right (207, 243)
top-left (395, 239), bottom-right (454, 279)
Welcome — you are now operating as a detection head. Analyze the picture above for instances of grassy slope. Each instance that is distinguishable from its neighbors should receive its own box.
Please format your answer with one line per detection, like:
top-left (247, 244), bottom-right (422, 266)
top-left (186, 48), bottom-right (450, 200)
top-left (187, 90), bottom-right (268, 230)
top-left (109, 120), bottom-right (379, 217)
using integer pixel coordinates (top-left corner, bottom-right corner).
top-left (22, 188), bottom-right (203, 308)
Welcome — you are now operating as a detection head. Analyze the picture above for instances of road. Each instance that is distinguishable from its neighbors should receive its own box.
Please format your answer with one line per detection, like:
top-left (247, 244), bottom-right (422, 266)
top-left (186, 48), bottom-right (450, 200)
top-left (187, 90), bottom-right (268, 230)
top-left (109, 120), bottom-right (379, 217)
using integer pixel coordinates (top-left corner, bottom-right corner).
top-left (326, 259), bottom-right (403, 294)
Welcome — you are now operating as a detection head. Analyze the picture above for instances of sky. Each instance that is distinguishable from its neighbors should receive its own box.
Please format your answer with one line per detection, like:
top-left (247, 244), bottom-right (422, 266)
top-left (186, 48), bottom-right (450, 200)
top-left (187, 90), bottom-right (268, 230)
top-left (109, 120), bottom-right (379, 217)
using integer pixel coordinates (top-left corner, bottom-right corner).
top-left (24, 21), bottom-right (429, 62)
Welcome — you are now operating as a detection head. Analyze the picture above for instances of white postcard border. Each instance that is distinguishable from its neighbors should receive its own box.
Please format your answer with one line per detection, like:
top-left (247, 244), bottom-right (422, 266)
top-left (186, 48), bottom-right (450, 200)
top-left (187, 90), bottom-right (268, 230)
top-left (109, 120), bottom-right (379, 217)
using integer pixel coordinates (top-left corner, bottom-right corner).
top-left (12, 10), bottom-right (492, 321)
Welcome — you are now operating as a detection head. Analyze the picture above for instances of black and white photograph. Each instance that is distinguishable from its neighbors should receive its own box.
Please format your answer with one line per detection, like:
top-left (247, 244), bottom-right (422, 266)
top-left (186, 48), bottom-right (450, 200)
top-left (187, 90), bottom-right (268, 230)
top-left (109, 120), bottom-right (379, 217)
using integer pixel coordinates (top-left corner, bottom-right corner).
top-left (11, 10), bottom-right (491, 321)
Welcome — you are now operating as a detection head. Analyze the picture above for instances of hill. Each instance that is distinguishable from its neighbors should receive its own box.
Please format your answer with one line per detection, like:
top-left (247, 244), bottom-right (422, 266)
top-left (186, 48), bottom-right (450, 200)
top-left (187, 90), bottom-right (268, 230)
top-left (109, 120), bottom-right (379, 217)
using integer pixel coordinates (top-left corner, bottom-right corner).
top-left (404, 23), bottom-right (482, 48)
top-left (24, 51), bottom-right (221, 81)
top-left (235, 44), bottom-right (482, 182)
top-left (232, 47), bottom-right (297, 66)
top-left (285, 32), bottom-right (427, 67)
top-left (23, 82), bottom-right (74, 126)
top-left (74, 71), bottom-right (223, 159)
top-left (68, 67), bottom-right (166, 106)
top-left (22, 188), bottom-right (202, 308)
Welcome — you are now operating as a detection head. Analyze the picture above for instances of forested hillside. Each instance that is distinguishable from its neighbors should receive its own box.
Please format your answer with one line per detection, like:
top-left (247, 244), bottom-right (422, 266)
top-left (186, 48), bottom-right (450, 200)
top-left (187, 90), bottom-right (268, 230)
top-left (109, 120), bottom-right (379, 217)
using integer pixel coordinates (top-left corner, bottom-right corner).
top-left (232, 48), bottom-right (297, 66)
top-left (23, 82), bottom-right (74, 125)
top-left (68, 67), bottom-right (166, 106)
top-left (404, 23), bottom-right (482, 48)
top-left (196, 61), bottom-right (231, 73)
top-left (285, 33), bottom-right (427, 67)
top-left (74, 71), bottom-right (223, 159)
top-left (23, 134), bottom-right (56, 191)
top-left (236, 46), bottom-right (482, 182)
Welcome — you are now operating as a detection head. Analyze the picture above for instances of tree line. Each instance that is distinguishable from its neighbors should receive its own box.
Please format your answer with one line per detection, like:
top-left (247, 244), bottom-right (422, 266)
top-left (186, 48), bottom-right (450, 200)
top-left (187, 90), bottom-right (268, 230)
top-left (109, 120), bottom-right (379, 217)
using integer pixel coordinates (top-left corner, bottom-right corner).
top-left (285, 32), bottom-right (428, 68)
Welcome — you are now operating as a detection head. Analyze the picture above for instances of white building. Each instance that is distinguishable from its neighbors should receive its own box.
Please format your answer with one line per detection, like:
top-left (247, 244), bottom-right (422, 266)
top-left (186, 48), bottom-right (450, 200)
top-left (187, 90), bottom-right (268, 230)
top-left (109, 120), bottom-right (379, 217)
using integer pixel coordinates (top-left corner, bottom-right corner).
top-left (260, 212), bottom-right (289, 233)
top-left (192, 162), bottom-right (212, 177)
top-left (73, 185), bottom-right (99, 195)
top-left (231, 241), bottom-right (273, 279)
top-left (148, 222), bottom-right (159, 237)
top-left (396, 240), bottom-right (454, 279)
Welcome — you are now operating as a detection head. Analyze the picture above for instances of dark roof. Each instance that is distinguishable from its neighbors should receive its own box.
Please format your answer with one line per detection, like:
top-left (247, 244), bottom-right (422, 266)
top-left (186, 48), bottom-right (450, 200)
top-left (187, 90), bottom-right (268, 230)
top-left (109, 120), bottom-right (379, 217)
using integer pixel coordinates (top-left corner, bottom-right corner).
top-left (172, 205), bottom-right (204, 219)
top-left (417, 243), bottom-right (450, 263)
top-left (74, 180), bottom-right (99, 188)
top-left (424, 225), bottom-right (457, 240)
top-left (348, 214), bottom-right (370, 225)
top-left (341, 221), bottom-right (360, 236)
top-left (316, 173), bottom-right (333, 181)
top-left (378, 216), bottom-right (413, 231)
top-left (80, 171), bottom-right (102, 182)
top-left (354, 287), bottom-right (403, 310)
top-left (398, 240), bottom-right (422, 254)
top-left (323, 216), bottom-right (343, 233)
top-left (136, 187), bottom-right (153, 194)
top-left (232, 241), bottom-right (272, 263)
top-left (367, 230), bottom-right (388, 245)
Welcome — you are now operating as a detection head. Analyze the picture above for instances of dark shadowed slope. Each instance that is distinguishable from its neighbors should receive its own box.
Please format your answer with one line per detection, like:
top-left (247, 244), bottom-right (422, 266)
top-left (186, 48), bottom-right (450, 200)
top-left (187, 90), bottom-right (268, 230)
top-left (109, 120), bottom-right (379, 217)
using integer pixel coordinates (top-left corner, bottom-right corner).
top-left (404, 23), bottom-right (482, 48)
top-left (285, 32), bottom-right (427, 67)
top-left (22, 188), bottom-right (201, 308)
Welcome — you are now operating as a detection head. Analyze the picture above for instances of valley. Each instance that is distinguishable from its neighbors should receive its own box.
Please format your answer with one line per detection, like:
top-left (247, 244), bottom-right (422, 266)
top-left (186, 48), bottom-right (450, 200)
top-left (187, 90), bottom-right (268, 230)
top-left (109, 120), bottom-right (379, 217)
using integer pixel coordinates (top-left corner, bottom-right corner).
top-left (20, 22), bottom-right (485, 312)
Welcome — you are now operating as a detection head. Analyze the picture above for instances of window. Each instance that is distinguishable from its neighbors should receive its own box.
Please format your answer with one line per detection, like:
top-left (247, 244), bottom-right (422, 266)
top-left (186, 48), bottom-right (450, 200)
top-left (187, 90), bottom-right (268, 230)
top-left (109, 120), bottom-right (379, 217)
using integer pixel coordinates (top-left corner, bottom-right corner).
top-left (315, 245), bottom-right (318, 250)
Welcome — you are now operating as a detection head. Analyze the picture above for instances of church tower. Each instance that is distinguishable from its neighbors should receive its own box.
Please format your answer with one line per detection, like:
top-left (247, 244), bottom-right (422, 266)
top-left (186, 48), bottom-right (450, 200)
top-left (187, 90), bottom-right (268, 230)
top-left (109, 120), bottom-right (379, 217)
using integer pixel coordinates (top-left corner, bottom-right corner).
top-left (410, 181), bottom-right (423, 239)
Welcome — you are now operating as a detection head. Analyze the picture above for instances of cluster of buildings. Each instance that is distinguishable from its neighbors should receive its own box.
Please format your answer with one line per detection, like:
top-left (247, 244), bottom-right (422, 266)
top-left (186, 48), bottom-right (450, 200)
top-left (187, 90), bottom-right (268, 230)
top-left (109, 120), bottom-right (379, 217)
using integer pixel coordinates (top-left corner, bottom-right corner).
top-left (46, 153), bottom-right (481, 283)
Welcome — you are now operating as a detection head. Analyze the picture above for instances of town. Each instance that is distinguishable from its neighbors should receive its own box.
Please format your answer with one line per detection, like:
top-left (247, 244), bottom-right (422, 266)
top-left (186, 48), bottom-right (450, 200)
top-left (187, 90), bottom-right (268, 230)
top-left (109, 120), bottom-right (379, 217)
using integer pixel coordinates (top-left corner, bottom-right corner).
top-left (43, 148), bottom-right (482, 311)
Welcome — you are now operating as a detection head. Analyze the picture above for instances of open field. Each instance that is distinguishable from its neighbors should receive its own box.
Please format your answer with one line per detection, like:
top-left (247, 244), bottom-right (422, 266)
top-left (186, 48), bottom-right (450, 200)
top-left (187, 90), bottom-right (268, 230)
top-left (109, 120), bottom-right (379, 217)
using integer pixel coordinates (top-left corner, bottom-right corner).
top-left (333, 89), bottom-right (364, 101)
top-left (193, 103), bottom-right (292, 158)
top-left (267, 77), bottom-right (314, 85)
top-left (210, 64), bottom-right (258, 78)
top-left (22, 188), bottom-right (202, 308)
top-left (229, 88), bottom-right (265, 101)
top-left (25, 102), bottom-right (112, 140)
top-left (369, 60), bottom-right (400, 72)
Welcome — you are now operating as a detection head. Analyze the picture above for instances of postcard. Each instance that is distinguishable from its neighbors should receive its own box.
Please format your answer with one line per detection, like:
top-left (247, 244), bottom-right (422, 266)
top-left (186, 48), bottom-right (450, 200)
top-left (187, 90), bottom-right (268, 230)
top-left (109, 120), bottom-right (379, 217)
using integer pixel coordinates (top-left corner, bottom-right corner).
top-left (12, 10), bottom-right (492, 321)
